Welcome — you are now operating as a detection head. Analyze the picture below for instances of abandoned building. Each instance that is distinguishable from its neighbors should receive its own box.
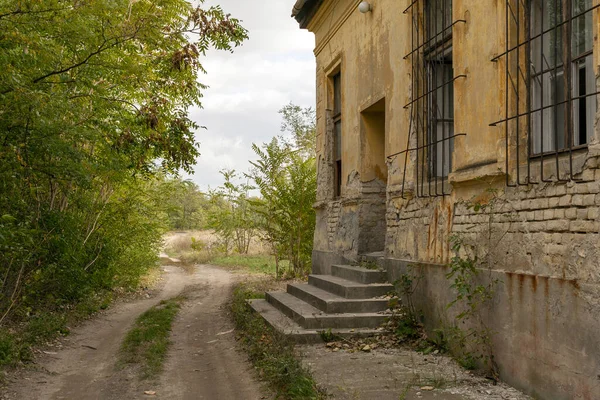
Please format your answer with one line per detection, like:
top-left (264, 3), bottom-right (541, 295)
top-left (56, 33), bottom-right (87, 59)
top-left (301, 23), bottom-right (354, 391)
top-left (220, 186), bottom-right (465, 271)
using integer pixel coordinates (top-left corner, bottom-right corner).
top-left (251, 1), bottom-right (600, 399)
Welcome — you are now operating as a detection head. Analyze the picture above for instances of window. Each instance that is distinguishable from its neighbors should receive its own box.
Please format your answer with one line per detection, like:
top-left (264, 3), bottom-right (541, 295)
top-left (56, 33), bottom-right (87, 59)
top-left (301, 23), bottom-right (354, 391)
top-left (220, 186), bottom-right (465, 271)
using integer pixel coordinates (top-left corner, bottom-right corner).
top-left (531, 0), bottom-right (596, 154)
top-left (426, 0), bottom-right (454, 180)
top-left (492, 0), bottom-right (598, 186)
top-left (397, 0), bottom-right (461, 197)
top-left (332, 72), bottom-right (342, 197)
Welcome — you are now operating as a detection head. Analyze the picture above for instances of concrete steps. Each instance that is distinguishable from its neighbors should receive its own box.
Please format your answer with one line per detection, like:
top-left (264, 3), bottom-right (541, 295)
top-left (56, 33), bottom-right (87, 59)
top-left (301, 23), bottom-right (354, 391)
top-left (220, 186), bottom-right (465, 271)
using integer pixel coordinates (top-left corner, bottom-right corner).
top-left (249, 263), bottom-right (395, 342)
top-left (287, 283), bottom-right (389, 313)
top-left (331, 264), bottom-right (387, 284)
top-left (248, 299), bottom-right (385, 343)
top-left (308, 274), bottom-right (393, 299)
top-left (266, 291), bottom-right (386, 329)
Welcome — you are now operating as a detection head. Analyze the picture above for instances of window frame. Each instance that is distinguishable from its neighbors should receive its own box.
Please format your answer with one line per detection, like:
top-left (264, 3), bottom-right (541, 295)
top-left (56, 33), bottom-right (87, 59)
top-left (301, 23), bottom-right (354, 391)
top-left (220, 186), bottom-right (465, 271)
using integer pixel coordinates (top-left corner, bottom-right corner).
top-left (529, 0), bottom-right (596, 157)
top-left (424, 0), bottom-right (455, 181)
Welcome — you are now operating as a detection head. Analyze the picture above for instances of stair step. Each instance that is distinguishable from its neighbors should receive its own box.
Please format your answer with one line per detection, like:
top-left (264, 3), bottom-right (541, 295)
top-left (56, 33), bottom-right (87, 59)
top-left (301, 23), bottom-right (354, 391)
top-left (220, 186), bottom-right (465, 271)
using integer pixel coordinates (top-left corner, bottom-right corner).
top-left (287, 283), bottom-right (389, 313)
top-left (248, 299), bottom-right (386, 343)
top-left (266, 291), bottom-right (322, 325)
top-left (360, 251), bottom-right (385, 264)
top-left (331, 264), bottom-right (387, 284)
top-left (308, 275), bottom-right (394, 299)
top-left (266, 292), bottom-right (387, 329)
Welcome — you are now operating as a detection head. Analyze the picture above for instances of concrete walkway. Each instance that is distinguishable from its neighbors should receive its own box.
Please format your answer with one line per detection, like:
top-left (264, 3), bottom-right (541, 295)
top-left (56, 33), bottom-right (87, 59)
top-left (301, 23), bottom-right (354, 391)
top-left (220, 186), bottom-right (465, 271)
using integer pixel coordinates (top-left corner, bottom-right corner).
top-left (300, 343), bottom-right (531, 400)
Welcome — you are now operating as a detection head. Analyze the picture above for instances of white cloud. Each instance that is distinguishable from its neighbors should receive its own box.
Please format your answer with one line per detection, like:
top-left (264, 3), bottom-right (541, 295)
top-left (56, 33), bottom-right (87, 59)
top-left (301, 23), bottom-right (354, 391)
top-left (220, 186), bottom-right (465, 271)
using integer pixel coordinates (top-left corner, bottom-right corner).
top-left (184, 0), bottom-right (316, 191)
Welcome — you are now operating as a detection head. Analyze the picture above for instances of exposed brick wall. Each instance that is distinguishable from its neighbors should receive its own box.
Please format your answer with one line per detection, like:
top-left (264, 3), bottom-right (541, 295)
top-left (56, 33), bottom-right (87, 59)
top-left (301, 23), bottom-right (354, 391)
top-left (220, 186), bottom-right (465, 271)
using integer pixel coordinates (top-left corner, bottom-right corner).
top-left (326, 200), bottom-right (341, 248)
top-left (385, 155), bottom-right (600, 284)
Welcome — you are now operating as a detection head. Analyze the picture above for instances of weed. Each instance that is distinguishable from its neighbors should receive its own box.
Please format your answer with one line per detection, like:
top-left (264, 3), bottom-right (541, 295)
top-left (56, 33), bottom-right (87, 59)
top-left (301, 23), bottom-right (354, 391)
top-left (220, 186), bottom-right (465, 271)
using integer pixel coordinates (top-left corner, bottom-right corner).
top-left (231, 283), bottom-right (325, 399)
top-left (442, 188), bottom-right (508, 379)
top-left (394, 271), bottom-right (422, 323)
top-left (430, 328), bottom-right (449, 352)
top-left (318, 328), bottom-right (340, 343)
top-left (457, 354), bottom-right (478, 371)
top-left (119, 297), bottom-right (184, 379)
top-left (358, 260), bottom-right (381, 271)
top-left (190, 237), bottom-right (207, 252)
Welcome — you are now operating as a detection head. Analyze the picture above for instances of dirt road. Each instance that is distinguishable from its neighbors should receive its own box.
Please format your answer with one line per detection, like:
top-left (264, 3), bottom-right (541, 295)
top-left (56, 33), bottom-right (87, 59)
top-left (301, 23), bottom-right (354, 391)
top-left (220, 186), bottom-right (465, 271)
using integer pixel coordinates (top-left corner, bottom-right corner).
top-left (1, 263), bottom-right (266, 400)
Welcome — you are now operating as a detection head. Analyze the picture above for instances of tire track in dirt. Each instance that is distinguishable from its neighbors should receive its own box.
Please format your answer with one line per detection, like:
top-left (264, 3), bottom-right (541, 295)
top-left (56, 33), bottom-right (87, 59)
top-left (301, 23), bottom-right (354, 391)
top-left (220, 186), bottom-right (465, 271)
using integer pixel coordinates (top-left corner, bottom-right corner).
top-left (156, 265), bottom-right (265, 399)
top-left (2, 264), bottom-right (266, 400)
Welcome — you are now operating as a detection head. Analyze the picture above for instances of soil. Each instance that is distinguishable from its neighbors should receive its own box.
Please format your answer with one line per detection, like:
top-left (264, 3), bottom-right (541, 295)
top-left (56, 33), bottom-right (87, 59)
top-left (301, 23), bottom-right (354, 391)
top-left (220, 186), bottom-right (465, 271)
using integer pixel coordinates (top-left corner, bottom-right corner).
top-left (1, 261), bottom-right (268, 400)
top-left (1, 256), bottom-right (535, 400)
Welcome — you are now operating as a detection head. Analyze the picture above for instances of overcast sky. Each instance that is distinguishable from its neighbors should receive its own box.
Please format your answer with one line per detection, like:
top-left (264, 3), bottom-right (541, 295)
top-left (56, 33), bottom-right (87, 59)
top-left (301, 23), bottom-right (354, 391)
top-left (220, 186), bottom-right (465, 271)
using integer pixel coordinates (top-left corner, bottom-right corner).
top-left (184, 0), bottom-right (316, 191)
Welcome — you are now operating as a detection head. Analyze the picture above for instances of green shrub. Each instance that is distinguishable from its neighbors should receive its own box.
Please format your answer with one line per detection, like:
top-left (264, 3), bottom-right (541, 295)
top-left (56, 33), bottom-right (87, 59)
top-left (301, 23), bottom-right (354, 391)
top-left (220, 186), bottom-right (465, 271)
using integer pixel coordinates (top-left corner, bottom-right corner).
top-left (0, 332), bottom-right (16, 366)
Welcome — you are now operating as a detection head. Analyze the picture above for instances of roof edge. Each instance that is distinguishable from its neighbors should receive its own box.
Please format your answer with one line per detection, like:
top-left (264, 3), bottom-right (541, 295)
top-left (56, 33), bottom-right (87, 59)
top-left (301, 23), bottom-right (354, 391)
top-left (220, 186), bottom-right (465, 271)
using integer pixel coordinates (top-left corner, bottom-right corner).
top-left (291, 0), bottom-right (323, 29)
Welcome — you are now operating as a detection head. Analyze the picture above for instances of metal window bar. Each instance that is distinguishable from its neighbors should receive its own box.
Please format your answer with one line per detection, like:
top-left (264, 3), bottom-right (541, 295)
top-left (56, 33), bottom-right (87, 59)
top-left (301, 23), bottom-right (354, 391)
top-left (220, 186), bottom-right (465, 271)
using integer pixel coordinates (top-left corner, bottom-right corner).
top-left (490, 0), bottom-right (598, 186)
top-left (390, 0), bottom-right (466, 198)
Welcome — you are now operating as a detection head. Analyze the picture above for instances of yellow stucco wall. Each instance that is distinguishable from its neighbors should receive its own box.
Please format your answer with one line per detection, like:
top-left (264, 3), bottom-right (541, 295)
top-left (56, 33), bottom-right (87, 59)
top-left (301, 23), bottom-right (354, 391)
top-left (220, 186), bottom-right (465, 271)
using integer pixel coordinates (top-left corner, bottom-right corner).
top-left (304, 2), bottom-right (600, 398)
top-left (311, 0), bottom-right (410, 195)
top-left (309, 0), bottom-right (600, 262)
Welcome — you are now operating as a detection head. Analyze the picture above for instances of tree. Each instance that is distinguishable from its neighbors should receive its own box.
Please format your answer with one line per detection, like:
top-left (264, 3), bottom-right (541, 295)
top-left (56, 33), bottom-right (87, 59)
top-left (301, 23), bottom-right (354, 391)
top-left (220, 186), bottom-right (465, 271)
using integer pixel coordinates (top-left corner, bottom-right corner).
top-left (278, 102), bottom-right (317, 158)
top-left (207, 169), bottom-right (255, 255)
top-left (0, 0), bottom-right (247, 327)
top-left (158, 178), bottom-right (209, 230)
top-left (247, 104), bottom-right (317, 277)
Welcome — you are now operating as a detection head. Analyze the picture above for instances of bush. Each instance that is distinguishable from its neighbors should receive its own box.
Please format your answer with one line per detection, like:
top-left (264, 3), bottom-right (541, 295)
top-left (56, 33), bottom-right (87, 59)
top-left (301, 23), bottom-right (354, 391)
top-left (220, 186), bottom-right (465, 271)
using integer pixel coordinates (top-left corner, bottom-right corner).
top-left (0, 332), bottom-right (15, 366)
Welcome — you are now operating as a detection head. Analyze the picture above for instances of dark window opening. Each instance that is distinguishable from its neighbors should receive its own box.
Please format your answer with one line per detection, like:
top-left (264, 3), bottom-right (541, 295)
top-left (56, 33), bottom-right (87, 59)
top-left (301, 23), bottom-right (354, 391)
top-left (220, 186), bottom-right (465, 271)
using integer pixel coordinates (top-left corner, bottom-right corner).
top-left (426, 0), bottom-right (454, 182)
top-left (332, 72), bottom-right (342, 198)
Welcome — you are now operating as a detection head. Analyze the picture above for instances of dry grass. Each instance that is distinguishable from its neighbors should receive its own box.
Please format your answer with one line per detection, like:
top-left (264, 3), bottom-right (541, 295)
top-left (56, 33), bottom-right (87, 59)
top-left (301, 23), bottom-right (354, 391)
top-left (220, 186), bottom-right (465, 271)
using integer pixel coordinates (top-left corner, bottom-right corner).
top-left (162, 231), bottom-right (279, 275)
top-left (163, 230), bottom-right (269, 257)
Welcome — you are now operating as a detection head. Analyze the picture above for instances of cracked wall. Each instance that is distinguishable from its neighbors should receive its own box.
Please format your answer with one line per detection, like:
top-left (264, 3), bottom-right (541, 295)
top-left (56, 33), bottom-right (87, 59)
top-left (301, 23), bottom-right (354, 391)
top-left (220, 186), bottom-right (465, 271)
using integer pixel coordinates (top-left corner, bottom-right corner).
top-left (303, 0), bottom-right (600, 398)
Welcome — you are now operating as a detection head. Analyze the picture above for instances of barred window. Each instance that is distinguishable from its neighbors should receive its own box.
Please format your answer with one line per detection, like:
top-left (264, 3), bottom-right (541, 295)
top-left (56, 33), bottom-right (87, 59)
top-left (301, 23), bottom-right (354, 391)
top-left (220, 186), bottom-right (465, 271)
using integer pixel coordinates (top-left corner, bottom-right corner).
top-left (492, 0), bottom-right (599, 185)
top-left (394, 0), bottom-right (465, 197)
top-left (531, 0), bottom-right (595, 154)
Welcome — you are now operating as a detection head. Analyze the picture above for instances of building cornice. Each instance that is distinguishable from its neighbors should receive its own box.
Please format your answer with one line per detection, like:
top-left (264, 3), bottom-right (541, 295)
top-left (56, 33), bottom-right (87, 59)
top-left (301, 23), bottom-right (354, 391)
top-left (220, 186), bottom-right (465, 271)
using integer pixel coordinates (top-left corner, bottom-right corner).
top-left (292, 0), bottom-right (325, 29)
top-left (311, 0), bottom-right (356, 56)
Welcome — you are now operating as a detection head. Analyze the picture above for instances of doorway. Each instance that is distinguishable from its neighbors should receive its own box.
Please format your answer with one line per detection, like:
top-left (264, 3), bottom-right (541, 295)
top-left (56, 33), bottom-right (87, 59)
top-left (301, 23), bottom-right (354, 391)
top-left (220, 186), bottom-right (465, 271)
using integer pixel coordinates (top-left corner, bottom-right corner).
top-left (358, 98), bottom-right (387, 254)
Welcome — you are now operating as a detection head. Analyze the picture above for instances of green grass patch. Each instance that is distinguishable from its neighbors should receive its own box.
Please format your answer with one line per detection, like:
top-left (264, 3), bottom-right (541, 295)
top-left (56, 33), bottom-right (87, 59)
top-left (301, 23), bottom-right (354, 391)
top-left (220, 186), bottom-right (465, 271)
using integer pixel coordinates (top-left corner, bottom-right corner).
top-left (119, 297), bottom-right (183, 379)
top-left (212, 255), bottom-right (289, 276)
top-left (231, 283), bottom-right (325, 399)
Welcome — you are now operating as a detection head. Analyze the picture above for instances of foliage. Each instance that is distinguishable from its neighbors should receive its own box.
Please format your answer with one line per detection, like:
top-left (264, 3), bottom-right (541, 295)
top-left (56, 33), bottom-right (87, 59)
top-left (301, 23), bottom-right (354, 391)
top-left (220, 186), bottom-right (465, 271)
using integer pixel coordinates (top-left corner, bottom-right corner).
top-left (444, 190), bottom-right (506, 379)
top-left (445, 234), bottom-right (499, 377)
top-left (231, 283), bottom-right (325, 399)
top-left (207, 169), bottom-right (256, 255)
top-left (447, 236), bottom-right (495, 320)
top-left (393, 270), bottom-right (422, 328)
top-left (357, 260), bottom-right (382, 270)
top-left (318, 328), bottom-right (340, 343)
top-left (389, 272), bottom-right (423, 342)
top-left (278, 103), bottom-right (316, 159)
top-left (0, 287), bottom-right (115, 367)
top-left (0, 0), bottom-right (247, 362)
top-left (247, 104), bottom-right (317, 277)
top-left (158, 177), bottom-right (211, 230)
top-left (120, 297), bottom-right (184, 379)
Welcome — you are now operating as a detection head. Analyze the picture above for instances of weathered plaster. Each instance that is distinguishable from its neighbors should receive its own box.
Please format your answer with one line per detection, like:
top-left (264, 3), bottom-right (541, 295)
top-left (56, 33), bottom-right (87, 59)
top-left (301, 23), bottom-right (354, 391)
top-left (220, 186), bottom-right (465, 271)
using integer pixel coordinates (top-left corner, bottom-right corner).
top-left (301, 0), bottom-right (600, 399)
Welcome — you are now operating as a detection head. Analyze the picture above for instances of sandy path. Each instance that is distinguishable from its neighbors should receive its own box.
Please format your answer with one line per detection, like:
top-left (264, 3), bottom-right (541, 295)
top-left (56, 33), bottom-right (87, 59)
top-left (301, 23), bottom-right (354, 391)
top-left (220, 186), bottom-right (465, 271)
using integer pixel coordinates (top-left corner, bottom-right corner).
top-left (1, 263), bottom-right (266, 400)
top-left (156, 265), bottom-right (264, 399)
